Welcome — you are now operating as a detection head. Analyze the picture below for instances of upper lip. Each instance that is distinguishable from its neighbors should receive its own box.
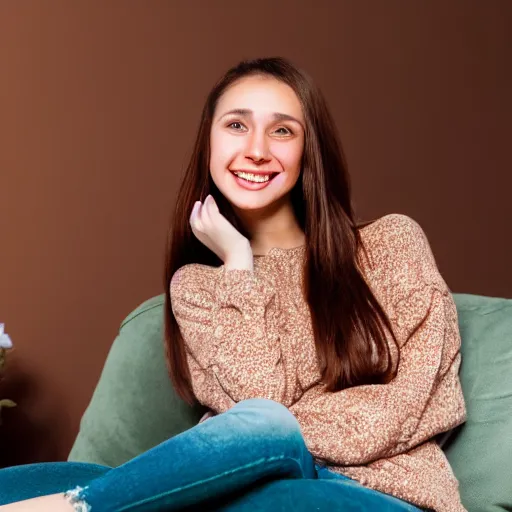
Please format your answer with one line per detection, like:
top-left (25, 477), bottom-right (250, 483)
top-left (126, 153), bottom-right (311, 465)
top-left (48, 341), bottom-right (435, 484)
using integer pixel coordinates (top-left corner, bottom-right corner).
top-left (231, 170), bottom-right (280, 176)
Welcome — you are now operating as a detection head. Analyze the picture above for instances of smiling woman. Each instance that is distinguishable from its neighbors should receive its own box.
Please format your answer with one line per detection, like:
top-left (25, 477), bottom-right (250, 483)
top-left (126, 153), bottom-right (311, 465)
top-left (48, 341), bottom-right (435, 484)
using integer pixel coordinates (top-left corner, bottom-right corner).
top-left (0, 57), bottom-right (464, 512)
top-left (208, 73), bottom-right (306, 245)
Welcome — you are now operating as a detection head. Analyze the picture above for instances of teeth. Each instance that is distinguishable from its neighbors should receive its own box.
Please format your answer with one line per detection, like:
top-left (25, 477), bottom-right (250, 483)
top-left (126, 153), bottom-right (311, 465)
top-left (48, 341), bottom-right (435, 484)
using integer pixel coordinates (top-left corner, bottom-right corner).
top-left (233, 171), bottom-right (272, 183)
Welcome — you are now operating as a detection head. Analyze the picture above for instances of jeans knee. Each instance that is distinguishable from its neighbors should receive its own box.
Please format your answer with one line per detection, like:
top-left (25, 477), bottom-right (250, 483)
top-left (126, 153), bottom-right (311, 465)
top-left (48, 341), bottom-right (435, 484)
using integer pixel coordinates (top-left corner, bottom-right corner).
top-left (232, 398), bottom-right (303, 441)
top-left (223, 399), bottom-right (315, 479)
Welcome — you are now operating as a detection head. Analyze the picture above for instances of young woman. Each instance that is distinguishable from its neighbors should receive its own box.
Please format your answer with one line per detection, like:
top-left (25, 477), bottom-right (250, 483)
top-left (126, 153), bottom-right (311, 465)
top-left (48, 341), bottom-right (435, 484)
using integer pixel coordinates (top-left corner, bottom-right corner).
top-left (0, 57), bottom-right (467, 512)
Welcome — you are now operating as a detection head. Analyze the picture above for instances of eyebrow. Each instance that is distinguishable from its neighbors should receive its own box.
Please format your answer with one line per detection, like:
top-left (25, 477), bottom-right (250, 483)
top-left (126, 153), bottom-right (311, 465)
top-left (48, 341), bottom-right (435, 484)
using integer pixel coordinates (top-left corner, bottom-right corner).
top-left (218, 108), bottom-right (304, 129)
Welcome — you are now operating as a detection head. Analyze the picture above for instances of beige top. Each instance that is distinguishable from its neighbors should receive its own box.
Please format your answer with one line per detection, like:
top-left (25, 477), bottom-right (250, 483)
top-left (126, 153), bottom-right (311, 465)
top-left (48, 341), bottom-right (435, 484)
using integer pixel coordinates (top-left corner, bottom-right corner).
top-left (170, 214), bottom-right (467, 512)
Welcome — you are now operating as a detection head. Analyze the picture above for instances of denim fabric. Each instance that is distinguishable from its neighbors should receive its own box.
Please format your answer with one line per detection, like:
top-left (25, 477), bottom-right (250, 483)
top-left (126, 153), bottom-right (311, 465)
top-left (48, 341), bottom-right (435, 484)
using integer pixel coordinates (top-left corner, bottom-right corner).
top-left (0, 399), bottom-right (422, 511)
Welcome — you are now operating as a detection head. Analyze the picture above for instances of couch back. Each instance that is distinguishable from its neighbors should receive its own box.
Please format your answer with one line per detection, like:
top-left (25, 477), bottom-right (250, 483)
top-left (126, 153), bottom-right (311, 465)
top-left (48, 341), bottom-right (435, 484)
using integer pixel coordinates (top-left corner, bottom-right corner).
top-left (68, 293), bottom-right (512, 512)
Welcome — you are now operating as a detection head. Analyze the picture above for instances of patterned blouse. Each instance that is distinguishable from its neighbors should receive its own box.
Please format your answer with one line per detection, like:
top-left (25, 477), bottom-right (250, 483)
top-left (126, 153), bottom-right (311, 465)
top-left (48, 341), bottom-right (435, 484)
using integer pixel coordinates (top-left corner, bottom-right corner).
top-left (170, 214), bottom-right (467, 512)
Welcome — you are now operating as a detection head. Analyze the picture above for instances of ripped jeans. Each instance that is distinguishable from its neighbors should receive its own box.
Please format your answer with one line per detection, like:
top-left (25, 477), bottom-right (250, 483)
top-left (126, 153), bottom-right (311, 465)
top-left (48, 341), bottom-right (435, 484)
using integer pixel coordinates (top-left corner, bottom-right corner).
top-left (0, 399), bottom-right (423, 511)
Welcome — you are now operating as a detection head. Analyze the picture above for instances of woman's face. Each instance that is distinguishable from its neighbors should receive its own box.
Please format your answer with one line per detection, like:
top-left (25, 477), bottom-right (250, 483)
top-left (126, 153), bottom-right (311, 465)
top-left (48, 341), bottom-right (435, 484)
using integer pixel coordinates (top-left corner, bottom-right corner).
top-left (209, 75), bottom-right (305, 213)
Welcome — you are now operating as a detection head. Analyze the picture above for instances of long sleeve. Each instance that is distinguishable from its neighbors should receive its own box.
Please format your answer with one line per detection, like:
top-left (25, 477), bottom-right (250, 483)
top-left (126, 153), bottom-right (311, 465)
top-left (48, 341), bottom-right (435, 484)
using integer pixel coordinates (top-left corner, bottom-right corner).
top-left (170, 265), bottom-right (286, 411)
top-left (289, 215), bottom-right (467, 466)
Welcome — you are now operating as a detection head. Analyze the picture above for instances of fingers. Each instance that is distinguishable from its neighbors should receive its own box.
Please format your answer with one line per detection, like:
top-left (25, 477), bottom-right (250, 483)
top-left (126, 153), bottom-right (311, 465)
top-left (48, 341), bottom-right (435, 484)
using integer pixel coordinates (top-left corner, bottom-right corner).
top-left (202, 195), bottom-right (218, 219)
top-left (190, 195), bottom-right (217, 231)
top-left (206, 194), bottom-right (219, 212)
top-left (189, 200), bottom-right (201, 228)
top-left (199, 195), bottom-right (218, 226)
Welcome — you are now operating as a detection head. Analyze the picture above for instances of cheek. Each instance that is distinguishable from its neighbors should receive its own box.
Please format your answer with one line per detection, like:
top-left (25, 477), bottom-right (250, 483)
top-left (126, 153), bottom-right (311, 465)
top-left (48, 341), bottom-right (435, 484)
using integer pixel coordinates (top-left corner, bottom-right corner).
top-left (210, 132), bottom-right (243, 166)
top-left (271, 142), bottom-right (303, 170)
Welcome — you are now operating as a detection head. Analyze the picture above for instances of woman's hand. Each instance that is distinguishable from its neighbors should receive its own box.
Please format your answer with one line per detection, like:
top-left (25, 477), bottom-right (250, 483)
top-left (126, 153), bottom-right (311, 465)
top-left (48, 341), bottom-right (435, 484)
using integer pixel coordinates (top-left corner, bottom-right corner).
top-left (198, 410), bottom-right (216, 423)
top-left (190, 194), bottom-right (253, 269)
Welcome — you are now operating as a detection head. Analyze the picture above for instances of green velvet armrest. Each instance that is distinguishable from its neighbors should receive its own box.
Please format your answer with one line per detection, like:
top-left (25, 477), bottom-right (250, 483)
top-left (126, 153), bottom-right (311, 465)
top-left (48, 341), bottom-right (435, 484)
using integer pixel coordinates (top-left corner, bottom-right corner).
top-left (68, 295), bottom-right (203, 467)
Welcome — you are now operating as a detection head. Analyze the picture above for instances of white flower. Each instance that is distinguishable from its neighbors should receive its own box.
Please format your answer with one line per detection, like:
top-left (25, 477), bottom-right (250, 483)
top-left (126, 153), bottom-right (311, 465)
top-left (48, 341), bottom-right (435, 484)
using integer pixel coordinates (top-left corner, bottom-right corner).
top-left (0, 323), bottom-right (13, 349)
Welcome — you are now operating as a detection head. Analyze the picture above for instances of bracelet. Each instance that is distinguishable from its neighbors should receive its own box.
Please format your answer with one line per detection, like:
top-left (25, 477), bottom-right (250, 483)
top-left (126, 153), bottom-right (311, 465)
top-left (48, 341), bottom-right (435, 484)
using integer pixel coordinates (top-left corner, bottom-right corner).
top-left (63, 486), bottom-right (91, 512)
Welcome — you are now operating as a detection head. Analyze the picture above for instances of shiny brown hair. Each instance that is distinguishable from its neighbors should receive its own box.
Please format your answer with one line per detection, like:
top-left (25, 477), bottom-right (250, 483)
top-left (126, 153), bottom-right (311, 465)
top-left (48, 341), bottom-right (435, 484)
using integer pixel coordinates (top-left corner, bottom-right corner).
top-left (164, 57), bottom-right (399, 406)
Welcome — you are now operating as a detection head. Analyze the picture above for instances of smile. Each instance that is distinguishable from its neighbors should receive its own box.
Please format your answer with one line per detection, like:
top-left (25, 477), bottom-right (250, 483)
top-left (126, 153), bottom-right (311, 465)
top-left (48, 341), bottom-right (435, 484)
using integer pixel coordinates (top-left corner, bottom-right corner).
top-left (231, 171), bottom-right (279, 183)
top-left (230, 170), bottom-right (280, 190)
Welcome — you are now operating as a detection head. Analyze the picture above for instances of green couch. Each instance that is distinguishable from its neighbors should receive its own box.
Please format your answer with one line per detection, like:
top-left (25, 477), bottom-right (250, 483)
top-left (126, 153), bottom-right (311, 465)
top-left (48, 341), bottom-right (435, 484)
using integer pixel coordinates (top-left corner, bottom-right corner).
top-left (68, 293), bottom-right (512, 512)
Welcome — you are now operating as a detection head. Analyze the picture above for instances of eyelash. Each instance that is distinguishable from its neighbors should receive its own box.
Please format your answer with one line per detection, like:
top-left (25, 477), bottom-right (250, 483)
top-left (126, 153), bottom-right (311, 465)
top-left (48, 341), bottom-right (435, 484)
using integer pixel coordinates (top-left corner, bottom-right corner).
top-left (227, 121), bottom-right (293, 136)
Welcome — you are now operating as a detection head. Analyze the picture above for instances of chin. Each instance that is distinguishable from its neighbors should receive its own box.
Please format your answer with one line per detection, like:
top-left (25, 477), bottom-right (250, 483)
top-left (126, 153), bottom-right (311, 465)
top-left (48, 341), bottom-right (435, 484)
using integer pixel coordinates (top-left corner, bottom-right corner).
top-left (231, 199), bottom-right (273, 212)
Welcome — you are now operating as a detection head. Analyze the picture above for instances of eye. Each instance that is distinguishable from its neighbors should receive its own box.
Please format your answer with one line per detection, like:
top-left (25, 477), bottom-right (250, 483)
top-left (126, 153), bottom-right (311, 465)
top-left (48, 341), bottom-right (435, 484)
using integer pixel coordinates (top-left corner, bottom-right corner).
top-left (227, 121), bottom-right (246, 131)
top-left (226, 122), bottom-right (293, 136)
top-left (275, 126), bottom-right (293, 136)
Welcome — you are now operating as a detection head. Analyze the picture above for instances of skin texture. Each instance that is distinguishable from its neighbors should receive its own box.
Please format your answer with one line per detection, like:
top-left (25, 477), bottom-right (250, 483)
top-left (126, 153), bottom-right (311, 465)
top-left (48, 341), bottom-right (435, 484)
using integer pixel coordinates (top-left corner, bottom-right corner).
top-left (209, 74), bottom-right (306, 256)
top-left (0, 494), bottom-right (74, 511)
top-left (0, 74), bottom-right (308, 512)
top-left (189, 194), bottom-right (254, 270)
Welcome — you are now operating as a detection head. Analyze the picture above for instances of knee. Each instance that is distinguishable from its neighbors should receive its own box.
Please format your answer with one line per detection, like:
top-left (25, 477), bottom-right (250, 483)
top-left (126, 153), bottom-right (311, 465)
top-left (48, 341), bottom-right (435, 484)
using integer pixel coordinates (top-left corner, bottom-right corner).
top-left (232, 398), bottom-right (303, 441)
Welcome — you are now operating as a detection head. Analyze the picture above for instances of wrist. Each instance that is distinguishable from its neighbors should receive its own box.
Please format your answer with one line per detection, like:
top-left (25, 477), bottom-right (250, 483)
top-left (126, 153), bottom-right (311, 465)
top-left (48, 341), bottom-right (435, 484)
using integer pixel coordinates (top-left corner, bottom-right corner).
top-left (225, 241), bottom-right (253, 271)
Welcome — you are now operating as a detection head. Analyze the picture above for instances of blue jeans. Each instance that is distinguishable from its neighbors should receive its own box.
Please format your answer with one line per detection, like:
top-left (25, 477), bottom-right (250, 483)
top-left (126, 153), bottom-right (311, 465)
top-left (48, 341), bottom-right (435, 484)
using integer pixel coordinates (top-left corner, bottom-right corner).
top-left (0, 399), bottom-right (423, 511)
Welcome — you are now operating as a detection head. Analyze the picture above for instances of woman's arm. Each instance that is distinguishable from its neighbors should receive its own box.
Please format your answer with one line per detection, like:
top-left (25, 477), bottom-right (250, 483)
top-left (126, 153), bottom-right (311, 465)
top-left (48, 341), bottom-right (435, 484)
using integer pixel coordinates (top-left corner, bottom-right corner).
top-left (289, 215), bottom-right (466, 466)
top-left (170, 264), bottom-right (286, 410)
top-left (290, 285), bottom-right (465, 466)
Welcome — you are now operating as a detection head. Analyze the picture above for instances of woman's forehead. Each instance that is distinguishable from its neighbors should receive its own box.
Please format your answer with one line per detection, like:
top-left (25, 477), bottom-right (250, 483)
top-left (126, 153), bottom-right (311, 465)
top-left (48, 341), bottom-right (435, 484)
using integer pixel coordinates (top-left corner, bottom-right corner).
top-left (216, 76), bottom-right (303, 121)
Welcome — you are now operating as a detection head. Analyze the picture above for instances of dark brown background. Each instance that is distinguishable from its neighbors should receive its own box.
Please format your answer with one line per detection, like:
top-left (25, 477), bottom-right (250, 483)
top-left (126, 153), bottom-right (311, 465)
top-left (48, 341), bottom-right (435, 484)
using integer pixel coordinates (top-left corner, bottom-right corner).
top-left (0, 1), bottom-right (510, 466)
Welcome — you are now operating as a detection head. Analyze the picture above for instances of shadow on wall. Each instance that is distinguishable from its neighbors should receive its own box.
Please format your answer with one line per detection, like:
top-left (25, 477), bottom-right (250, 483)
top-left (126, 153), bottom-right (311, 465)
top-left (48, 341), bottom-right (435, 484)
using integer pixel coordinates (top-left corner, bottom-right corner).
top-left (0, 359), bottom-right (60, 468)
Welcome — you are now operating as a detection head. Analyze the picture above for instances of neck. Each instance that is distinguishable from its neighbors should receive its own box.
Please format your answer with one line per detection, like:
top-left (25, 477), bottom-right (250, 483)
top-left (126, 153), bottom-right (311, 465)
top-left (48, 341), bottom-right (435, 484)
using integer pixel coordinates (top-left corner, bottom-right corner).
top-left (232, 198), bottom-right (305, 255)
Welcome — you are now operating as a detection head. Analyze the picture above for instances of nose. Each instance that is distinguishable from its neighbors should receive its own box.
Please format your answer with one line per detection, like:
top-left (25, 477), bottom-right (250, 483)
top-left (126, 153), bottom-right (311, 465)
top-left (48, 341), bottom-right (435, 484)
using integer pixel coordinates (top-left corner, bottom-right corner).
top-left (245, 130), bottom-right (271, 163)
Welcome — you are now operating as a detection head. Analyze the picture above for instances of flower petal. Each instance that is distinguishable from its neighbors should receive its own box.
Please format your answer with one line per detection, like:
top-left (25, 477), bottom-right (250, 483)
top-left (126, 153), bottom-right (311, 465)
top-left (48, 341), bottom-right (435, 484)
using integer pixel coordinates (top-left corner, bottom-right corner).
top-left (0, 334), bottom-right (12, 349)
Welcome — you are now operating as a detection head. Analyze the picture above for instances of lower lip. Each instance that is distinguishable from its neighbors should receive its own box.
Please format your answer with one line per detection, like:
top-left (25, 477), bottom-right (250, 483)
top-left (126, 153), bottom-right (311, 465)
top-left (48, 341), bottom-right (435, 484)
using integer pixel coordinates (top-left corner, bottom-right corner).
top-left (231, 173), bottom-right (277, 190)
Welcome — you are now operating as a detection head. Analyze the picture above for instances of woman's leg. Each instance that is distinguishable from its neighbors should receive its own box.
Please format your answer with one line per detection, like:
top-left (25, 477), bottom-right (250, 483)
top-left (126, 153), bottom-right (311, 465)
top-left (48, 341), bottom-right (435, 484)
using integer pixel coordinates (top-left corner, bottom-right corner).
top-left (0, 463), bottom-right (109, 506)
top-left (1, 398), bottom-right (316, 511)
top-left (207, 465), bottom-right (423, 512)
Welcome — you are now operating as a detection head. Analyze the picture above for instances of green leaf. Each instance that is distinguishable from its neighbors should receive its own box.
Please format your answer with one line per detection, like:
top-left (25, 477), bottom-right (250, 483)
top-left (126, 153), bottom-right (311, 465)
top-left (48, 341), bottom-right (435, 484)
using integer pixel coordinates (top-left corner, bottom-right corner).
top-left (0, 399), bottom-right (16, 408)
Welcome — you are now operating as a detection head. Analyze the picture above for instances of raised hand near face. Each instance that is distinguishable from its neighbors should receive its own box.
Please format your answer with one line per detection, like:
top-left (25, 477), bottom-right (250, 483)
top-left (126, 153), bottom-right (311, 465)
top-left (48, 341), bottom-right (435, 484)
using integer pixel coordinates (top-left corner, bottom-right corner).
top-left (189, 194), bottom-right (253, 269)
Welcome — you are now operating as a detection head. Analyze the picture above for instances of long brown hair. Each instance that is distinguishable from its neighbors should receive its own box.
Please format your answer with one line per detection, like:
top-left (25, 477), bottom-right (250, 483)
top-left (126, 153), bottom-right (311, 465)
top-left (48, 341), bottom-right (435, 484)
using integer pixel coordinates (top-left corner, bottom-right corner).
top-left (164, 57), bottom-right (399, 406)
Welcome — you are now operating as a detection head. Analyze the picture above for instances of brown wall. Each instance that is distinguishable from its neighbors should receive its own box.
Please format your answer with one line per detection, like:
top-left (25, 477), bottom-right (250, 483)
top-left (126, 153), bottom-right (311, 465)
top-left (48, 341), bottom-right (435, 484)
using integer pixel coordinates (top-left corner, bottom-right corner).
top-left (0, 0), bottom-right (510, 465)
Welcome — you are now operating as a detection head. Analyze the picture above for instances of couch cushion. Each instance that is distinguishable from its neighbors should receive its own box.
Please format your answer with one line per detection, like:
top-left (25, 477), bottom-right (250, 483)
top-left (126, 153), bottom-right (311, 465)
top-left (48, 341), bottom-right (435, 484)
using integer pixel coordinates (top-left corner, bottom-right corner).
top-left (68, 295), bottom-right (203, 467)
top-left (445, 293), bottom-right (512, 512)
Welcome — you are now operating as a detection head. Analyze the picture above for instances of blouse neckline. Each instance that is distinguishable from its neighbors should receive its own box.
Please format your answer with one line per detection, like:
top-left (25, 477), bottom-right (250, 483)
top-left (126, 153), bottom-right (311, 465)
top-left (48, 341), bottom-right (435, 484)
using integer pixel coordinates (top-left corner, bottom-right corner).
top-left (253, 244), bottom-right (306, 258)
